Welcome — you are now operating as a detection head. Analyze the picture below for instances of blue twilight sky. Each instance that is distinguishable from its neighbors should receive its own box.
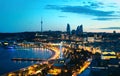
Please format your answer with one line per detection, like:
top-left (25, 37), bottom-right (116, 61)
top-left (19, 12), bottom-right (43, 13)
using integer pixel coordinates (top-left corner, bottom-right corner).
top-left (0, 0), bottom-right (120, 33)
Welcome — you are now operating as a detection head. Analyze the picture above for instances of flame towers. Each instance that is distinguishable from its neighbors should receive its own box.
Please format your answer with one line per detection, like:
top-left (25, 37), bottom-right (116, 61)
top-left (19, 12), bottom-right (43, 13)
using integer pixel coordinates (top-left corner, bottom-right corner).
top-left (66, 23), bottom-right (71, 35)
top-left (76, 24), bottom-right (83, 35)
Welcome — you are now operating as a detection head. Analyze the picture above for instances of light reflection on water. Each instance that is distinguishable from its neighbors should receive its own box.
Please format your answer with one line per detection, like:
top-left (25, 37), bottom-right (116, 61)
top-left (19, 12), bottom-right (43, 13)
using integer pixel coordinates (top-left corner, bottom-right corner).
top-left (0, 47), bottom-right (52, 75)
top-left (78, 68), bottom-right (91, 76)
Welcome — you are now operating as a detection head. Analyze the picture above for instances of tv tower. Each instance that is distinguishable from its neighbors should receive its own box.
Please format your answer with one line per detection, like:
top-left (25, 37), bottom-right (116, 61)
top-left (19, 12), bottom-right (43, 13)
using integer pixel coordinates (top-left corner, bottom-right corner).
top-left (41, 18), bottom-right (43, 33)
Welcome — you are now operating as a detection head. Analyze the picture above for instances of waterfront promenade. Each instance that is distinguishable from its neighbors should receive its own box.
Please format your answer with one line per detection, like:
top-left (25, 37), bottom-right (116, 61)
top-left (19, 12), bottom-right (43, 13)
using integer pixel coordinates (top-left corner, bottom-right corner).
top-left (3, 43), bottom-right (94, 76)
top-left (3, 44), bottom-right (60, 76)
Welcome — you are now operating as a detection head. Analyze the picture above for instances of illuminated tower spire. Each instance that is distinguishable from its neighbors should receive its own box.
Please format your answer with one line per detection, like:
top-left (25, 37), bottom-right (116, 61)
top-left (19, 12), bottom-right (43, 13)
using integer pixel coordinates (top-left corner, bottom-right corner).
top-left (59, 42), bottom-right (63, 59)
top-left (41, 18), bottom-right (43, 33)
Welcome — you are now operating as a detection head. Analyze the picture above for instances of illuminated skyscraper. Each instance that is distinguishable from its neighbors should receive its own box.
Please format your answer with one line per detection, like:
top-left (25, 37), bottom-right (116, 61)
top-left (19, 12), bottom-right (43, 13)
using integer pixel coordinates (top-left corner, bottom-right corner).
top-left (66, 23), bottom-right (71, 35)
top-left (80, 24), bottom-right (83, 34)
top-left (76, 24), bottom-right (83, 35)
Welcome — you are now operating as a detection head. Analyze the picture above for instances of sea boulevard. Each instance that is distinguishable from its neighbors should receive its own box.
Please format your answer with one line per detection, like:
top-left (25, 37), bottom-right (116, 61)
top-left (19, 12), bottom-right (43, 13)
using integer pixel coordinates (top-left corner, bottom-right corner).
top-left (44, 43), bottom-right (60, 60)
top-left (5, 42), bottom-right (98, 76)
top-left (4, 43), bottom-right (61, 76)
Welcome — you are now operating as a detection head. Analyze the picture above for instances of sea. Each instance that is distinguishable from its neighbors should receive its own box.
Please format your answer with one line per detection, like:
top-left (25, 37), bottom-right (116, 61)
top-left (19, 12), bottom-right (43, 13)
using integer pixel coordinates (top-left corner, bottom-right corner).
top-left (0, 47), bottom-right (52, 75)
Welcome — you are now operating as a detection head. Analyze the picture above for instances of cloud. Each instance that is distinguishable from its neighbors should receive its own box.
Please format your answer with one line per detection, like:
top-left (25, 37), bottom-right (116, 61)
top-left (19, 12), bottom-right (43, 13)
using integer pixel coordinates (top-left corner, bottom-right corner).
top-left (100, 27), bottom-right (120, 29)
top-left (93, 18), bottom-right (120, 21)
top-left (89, 2), bottom-right (117, 8)
top-left (45, 5), bottom-right (115, 17)
top-left (86, 1), bottom-right (104, 8)
top-left (58, 16), bottom-right (67, 18)
top-left (108, 5), bottom-right (117, 8)
top-left (90, 2), bottom-right (100, 8)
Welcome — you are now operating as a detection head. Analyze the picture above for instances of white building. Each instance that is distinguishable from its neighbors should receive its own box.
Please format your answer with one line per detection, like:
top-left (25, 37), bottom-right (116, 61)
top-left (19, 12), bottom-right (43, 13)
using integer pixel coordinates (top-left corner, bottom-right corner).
top-left (87, 37), bottom-right (94, 43)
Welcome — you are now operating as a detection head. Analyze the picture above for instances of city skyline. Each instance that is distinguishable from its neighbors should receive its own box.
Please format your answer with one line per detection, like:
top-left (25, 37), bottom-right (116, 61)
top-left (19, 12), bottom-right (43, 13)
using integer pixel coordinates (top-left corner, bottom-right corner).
top-left (1, 0), bottom-right (120, 33)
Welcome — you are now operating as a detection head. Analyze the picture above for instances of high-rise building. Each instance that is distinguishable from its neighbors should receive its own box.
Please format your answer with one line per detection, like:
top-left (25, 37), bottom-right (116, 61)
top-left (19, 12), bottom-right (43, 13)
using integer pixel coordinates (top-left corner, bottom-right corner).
top-left (76, 24), bottom-right (83, 35)
top-left (80, 24), bottom-right (83, 34)
top-left (76, 26), bottom-right (80, 35)
top-left (66, 23), bottom-right (71, 35)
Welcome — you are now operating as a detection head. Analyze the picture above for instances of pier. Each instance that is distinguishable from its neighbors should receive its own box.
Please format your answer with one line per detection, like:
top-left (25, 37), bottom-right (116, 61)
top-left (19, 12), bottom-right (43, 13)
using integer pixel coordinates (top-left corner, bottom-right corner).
top-left (11, 58), bottom-right (47, 61)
